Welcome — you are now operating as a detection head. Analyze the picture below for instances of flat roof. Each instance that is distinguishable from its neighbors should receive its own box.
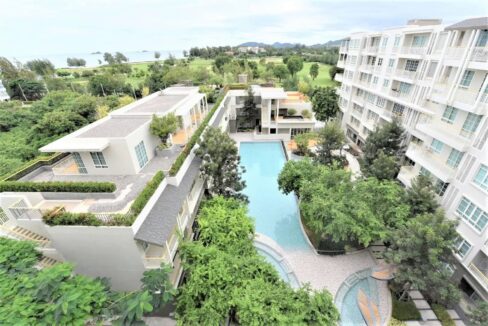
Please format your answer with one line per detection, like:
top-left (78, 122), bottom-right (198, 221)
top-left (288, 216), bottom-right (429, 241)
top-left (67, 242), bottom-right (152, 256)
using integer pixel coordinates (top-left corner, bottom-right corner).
top-left (40, 138), bottom-right (109, 152)
top-left (77, 117), bottom-right (150, 138)
top-left (124, 94), bottom-right (186, 114)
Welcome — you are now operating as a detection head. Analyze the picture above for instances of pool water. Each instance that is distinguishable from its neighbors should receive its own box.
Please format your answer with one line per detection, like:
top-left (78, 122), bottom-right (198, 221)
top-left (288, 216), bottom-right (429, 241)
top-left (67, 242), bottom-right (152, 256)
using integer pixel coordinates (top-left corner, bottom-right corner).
top-left (239, 142), bottom-right (310, 251)
top-left (340, 278), bottom-right (371, 326)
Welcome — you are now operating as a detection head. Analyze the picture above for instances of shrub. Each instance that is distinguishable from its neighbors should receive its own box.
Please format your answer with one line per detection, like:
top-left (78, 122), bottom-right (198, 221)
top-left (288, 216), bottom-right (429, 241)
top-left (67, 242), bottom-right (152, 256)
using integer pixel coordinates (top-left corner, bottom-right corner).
top-left (81, 70), bottom-right (95, 78)
top-left (73, 72), bottom-right (80, 78)
top-left (431, 304), bottom-right (455, 326)
top-left (287, 108), bottom-right (297, 116)
top-left (169, 89), bottom-right (227, 176)
top-left (388, 318), bottom-right (407, 326)
top-left (302, 109), bottom-right (312, 119)
top-left (0, 181), bottom-right (116, 193)
top-left (56, 71), bottom-right (71, 77)
top-left (391, 293), bottom-right (421, 321)
top-left (130, 171), bottom-right (165, 214)
top-left (1, 153), bottom-right (67, 181)
top-left (43, 208), bottom-right (103, 226)
top-left (105, 214), bottom-right (134, 226)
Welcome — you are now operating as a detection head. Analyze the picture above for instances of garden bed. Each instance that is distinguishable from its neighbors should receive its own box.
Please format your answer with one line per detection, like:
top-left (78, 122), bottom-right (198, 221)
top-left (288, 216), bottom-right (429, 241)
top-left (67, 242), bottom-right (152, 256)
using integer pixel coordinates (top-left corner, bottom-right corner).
top-left (391, 290), bottom-right (421, 321)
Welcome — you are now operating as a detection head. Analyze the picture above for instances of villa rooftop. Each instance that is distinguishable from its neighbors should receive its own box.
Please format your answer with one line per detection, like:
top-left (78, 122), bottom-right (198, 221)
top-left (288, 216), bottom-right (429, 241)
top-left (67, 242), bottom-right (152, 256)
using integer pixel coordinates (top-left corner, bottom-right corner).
top-left (123, 94), bottom-right (186, 114)
top-left (78, 117), bottom-right (150, 138)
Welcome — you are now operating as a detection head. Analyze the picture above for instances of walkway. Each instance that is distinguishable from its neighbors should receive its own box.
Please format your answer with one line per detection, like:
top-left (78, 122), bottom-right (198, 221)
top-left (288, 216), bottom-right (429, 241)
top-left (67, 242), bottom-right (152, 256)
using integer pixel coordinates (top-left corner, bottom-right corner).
top-left (406, 290), bottom-right (465, 326)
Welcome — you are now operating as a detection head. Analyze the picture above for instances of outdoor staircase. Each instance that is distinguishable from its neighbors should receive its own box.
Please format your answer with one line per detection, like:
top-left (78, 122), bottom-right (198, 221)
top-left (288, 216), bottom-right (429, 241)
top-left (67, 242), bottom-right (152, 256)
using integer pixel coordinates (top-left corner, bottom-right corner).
top-left (36, 256), bottom-right (60, 269)
top-left (0, 225), bottom-right (50, 247)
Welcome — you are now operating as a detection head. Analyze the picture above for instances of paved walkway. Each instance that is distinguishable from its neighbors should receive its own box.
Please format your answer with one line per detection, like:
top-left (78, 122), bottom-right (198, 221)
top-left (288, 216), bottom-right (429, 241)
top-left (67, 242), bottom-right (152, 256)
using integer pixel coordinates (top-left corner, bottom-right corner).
top-left (406, 290), bottom-right (465, 326)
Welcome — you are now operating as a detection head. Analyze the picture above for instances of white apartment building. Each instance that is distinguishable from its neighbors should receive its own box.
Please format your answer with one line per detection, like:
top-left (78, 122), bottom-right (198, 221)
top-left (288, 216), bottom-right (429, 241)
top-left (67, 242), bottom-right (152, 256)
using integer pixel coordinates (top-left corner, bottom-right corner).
top-left (336, 17), bottom-right (488, 311)
top-left (0, 80), bottom-right (10, 101)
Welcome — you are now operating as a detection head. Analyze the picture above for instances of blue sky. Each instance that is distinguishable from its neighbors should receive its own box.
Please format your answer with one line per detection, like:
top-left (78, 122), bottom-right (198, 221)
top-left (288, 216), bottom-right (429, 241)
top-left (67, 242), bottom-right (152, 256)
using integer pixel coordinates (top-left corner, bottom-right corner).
top-left (0, 0), bottom-right (486, 56)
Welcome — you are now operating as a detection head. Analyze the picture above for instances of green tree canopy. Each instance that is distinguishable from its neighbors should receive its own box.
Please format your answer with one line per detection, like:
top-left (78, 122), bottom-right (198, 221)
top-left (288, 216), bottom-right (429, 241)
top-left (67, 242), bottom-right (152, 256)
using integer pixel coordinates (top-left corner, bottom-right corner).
top-left (384, 211), bottom-right (460, 305)
top-left (365, 150), bottom-right (399, 181)
top-left (309, 63), bottom-right (319, 80)
top-left (468, 301), bottom-right (488, 326)
top-left (25, 59), bottom-right (55, 76)
top-left (149, 113), bottom-right (181, 147)
top-left (311, 87), bottom-right (339, 121)
top-left (405, 174), bottom-right (440, 216)
top-left (286, 55), bottom-right (304, 76)
top-left (273, 64), bottom-right (289, 82)
top-left (195, 127), bottom-right (247, 201)
top-left (315, 121), bottom-right (346, 165)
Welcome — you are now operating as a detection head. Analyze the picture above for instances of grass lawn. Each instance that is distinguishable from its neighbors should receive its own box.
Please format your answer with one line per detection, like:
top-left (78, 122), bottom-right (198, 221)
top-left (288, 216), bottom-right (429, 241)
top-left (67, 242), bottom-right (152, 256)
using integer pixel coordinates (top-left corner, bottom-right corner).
top-left (391, 293), bottom-right (421, 321)
top-left (297, 62), bottom-right (337, 87)
top-left (431, 304), bottom-right (455, 326)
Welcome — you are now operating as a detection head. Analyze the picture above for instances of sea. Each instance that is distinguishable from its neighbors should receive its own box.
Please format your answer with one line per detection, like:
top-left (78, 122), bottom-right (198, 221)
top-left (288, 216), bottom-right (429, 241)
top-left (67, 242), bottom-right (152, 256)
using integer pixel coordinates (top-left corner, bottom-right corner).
top-left (8, 49), bottom-right (184, 68)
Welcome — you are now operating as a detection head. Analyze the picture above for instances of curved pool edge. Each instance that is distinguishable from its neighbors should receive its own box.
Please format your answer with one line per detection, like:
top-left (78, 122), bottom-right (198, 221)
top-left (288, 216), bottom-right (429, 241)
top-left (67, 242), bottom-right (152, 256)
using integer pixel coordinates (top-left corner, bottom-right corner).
top-left (254, 232), bottom-right (300, 288)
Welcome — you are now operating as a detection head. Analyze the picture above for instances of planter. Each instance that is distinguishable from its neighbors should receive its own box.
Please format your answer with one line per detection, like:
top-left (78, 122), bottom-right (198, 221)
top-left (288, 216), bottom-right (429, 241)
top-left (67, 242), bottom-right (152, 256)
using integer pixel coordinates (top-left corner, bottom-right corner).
top-left (156, 144), bottom-right (178, 157)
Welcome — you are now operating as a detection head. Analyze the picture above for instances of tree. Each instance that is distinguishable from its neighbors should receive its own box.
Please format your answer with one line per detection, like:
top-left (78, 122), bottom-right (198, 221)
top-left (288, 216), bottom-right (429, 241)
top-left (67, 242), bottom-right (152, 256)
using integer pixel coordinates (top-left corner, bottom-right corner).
top-left (88, 73), bottom-right (126, 96)
top-left (364, 150), bottom-right (399, 180)
top-left (154, 51), bottom-right (161, 59)
top-left (237, 87), bottom-right (258, 130)
top-left (213, 55), bottom-right (232, 75)
top-left (278, 158), bottom-right (319, 196)
top-left (149, 113), bottom-right (181, 148)
top-left (311, 87), bottom-right (339, 121)
top-left (195, 127), bottom-right (247, 200)
top-left (468, 301), bottom-right (488, 326)
top-left (66, 57), bottom-right (86, 67)
top-left (309, 63), bottom-right (319, 80)
top-left (286, 55), bottom-right (304, 77)
top-left (141, 264), bottom-right (175, 309)
top-left (7, 78), bottom-right (46, 100)
top-left (384, 211), bottom-right (460, 305)
top-left (329, 65), bottom-right (342, 80)
top-left (25, 59), bottom-right (55, 76)
top-left (315, 121), bottom-right (345, 165)
top-left (361, 119), bottom-right (406, 176)
top-left (293, 132), bottom-right (315, 156)
top-left (405, 175), bottom-right (440, 216)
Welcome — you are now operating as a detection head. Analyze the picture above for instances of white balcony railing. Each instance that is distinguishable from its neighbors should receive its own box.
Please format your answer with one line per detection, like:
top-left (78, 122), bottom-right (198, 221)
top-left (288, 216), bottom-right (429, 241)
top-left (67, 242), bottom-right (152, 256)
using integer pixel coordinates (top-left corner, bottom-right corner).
top-left (395, 69), bottom-right (418, 80)
top-left (335, 73), bottom-right (343, 82)
top-left (445, 47), bottom-right (465, 60)
top-left (360, 64), bottom-right (374, 72)
top-left (469, 263), bottom-right (488, 290)
top-left (365, 46), bottom-right (379, 53)
top-left (390, 89), bottom-right (412, 101)
top-left (400, 46), bottom-right (427, 56)
top-left (471, 46), bottom-right (488, 63)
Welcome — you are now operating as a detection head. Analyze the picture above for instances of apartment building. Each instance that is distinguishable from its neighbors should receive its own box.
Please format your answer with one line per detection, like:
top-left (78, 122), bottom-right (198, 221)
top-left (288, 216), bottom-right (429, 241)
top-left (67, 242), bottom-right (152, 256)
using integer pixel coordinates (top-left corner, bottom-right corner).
top-left (0, 80), bottom-right (9, 101)
top-left (335, 17), bottom-right (488, 311)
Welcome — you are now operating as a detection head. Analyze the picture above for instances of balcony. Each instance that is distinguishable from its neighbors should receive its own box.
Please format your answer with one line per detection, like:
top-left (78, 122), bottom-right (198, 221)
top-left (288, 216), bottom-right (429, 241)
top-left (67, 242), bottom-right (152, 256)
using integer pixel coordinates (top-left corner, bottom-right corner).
top-left (395, 69), bottom-right (418, 81)
top-left (335, 73), bottom-right (343, 82)
top-left (337, 60), bottom-right (345, 68)
top-left (359, 64), bottom-right (374, 73)
top-left (452, 87), bottom-right (488, 113)
top-left (429, 83), bottom-right (449, 103)
top-left (390, 89), bottom-right (413, 102)
top-left (339, 45), bottom-right (349, 53)
top-left (445, 47), bottom-right (465, 61)
top-left (400, 46), bottom-right (427, 56)
top-left (416, 122), bottom-right (468, 152)
top-left (468, 251), bottom-right (488, 291)
top-left (398, 165), bottom-right (418, 187)
top-left (405, 143), bottom-right (456, 182)
top-left (364, 46), bottom-right (379, 53)
top-left (470, 46), bottom-right (488, 63)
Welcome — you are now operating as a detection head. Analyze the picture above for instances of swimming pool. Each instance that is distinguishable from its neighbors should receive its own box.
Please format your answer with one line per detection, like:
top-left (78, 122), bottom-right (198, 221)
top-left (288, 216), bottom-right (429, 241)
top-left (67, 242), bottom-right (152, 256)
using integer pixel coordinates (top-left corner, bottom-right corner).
top-left (239, 142), bottom-right (310, 251)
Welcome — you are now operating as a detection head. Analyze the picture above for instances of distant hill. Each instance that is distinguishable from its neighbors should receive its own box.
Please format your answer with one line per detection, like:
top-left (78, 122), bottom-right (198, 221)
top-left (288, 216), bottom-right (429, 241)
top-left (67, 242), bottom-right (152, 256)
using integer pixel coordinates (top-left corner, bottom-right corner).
top-left (237, 40), bottom-right (342, 49)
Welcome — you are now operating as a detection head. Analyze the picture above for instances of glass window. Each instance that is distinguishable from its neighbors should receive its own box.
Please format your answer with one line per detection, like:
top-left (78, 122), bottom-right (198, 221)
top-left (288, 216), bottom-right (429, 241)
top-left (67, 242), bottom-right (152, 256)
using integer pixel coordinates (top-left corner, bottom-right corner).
top-left (72, 152), bottom-right (88, 174)
top-left (446, 149), bottom-right (464, 168)
top-left (405, 60), bottom-right (419, 72)
top-left (462, 113), bottom-right (482, 134)
top-left (394, 36), bottom-right (401, 46)
top-left (430, 139), bottom-right (444, 153)
top-left (419, 166), bottom-right (431, 177)
top-left (377, 58), bottom-right (383, 66)
top-left (442, 106), bottom-right (458, 124)
top-left (398, 82), bottom-right (412, 94)
top-left (455, 237), bottom-right (471, 258)
top-left (376, 97), bottom-right (386, 108)
top-left (383, 79), bottom-right (389, 87)
top-left (412, 35), bottom-right (428, 47)
top-left (373, 76), bottom-right (379, 84)
top-left (476, 30), bottom-right (488, 47)
top-left (134, 141), bottom-right (149, 169)
top-left (388, 59), bottom-right (395, 67)
top-left (381, 37), bottom-right (388, 47)
top-left (457, 197), bottom-right (488, 232)
top-left (392, 103), bottom-right (405, 116)
top-left (473, 164), bottom-right (488, 191)
top-left (90, 152), bottom-right (108, 168)
top-left (459, 70), bottom-right (475, 87)
top-left (427, 61), bottom-right (438, 78)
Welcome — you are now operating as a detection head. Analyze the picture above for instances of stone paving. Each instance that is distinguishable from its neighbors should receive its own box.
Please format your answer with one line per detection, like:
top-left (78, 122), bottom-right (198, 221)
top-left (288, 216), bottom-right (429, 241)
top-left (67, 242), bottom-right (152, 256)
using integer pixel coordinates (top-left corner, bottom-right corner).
top-left (407, 290), bottom-right (465, 326)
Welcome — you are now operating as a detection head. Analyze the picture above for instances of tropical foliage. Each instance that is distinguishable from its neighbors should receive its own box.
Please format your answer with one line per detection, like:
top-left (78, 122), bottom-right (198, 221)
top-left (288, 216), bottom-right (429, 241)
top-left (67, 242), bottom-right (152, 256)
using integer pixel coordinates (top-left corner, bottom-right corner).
top-left (176, 197), bottom-right (339, 325)
top-left (311, 87), bottom-right (339, 121)
top-left (150, 113), bottom-right (181, 148)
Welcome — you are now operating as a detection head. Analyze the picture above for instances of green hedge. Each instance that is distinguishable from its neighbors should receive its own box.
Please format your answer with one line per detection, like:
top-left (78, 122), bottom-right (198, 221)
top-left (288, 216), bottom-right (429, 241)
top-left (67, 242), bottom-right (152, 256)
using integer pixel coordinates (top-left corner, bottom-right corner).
top-left (130, 171), bottom-right (165, 214)
top-left (169, 89), bottom-right (228, 176)
top-left (227, 83), bottom-right (248, 90)
top-left (391, 293), bottom-right (421, 321)
top-left (43, 209), bottom-right (103, 226)
top-left (1, 153), bottom-right (68, 181)
top-left (432, 304), bottom-right (455, 326)
top-left (0, 181), bottom-right (116, 193)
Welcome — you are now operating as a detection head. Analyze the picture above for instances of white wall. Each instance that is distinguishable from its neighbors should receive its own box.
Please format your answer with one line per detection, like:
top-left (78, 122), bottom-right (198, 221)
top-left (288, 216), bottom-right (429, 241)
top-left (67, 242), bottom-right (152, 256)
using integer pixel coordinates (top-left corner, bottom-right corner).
top-left (46, 226), bottom-right (145, 291)
top-left (77, 139), bottom-right (137, 175)
top-left (125, 121), bottom-right (160, 173)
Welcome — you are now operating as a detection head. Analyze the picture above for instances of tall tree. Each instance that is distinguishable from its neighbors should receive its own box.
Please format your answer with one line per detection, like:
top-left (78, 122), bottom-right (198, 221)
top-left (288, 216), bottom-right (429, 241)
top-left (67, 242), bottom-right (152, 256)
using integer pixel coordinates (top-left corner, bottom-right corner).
top-left (309, 63), bottom-right (319, 80)
top-left (405, 175), bottom-right (440, 216)
top-left (149, 113), bottom-right (181, 148)
top-left (315, 121), bottom-right (345, 166)
top-left (195, 127), bottom-right (247, 201)
top-left (154, 51), bottom-right (161, 59)
top-left (25, 59), bottom-right (55, 76)
top-left (272, 64), bottom-right (289, 82)
top-left (311, 87), bottom-right (339, 121)
top-left (286, 55), bottom-right (304, 77)
top-left (361, 119), bottom-right (406, 178)
top-left (364, 150), bottom-right (399, 180)
top-left (384, 211), bottom-right (461, 305)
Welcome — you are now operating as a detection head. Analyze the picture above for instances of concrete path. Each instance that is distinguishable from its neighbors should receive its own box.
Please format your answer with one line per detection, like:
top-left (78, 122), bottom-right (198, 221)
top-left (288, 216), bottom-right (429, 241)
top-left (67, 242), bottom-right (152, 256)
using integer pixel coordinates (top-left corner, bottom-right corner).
top-left (407, 290), bottom-right (465, 326)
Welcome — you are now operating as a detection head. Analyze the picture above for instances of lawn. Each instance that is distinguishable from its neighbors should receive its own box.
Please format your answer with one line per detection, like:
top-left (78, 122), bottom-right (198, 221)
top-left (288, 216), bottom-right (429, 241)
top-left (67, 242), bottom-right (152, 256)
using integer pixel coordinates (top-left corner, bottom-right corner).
top-left (297, 62), bottom-right (336, 87)
top-left (391, 294), bottom-right (421, 321)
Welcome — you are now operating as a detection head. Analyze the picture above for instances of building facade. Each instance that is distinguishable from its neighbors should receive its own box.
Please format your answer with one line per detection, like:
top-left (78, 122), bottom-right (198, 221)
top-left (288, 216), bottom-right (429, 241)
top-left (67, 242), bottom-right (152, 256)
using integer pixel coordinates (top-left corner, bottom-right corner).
top-left (335, 17), bottom-right (488, 310)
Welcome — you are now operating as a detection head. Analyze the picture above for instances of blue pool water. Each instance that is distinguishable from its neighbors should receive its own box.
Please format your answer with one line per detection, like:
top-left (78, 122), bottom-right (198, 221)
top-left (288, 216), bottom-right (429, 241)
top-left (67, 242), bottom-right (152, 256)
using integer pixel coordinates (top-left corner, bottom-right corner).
top-left (239, 142), bottom-right (310, 251)
top-left (340, 278), bottom-right (370, 326)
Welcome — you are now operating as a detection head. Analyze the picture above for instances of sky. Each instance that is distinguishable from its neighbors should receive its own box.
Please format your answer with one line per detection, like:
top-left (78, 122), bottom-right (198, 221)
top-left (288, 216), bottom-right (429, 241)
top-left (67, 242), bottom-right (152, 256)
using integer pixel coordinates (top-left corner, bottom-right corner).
top-left (0, 0), bottom-right (487, 57)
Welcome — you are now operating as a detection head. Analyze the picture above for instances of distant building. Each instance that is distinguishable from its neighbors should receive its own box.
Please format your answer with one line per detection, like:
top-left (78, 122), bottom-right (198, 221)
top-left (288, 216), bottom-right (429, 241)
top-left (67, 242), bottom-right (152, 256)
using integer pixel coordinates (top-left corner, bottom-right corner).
top-left (238, 46), bottom-right (266, 54)
top-left (0, 81), bottom-right (10, 101)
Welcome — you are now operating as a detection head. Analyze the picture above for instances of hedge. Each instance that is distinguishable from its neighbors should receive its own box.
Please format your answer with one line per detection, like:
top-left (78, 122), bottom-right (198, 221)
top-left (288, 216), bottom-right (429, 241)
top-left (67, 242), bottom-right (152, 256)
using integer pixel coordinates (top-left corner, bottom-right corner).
top-left (130, 171), bottom-right (165, 215)
top-left (1, 153), bottom-right (68, 181)
top-left (432, 304), bottom-right (455, 326)
top-left (391, 293), bottom-right (421, 321)
top-left (169, 88), bottom-right (228, 176)
top-left (0, 181), bottom-right (116, 193)
top-left (43, 209), bottom-right (103, 226)
top-left (227, 83), bottom-right (248, 90)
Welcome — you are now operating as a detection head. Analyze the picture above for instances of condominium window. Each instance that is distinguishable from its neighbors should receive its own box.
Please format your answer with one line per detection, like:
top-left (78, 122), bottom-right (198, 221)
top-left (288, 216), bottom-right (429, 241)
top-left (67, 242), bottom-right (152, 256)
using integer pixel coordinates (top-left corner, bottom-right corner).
top-left (459, 70), bottom-right (475, 87)
top-left (367, 110), bottom-right (379, 121)
top-left (376, 97), bottom-right (386, 108)
top-left (377, 58), bottom-right (383, 66)
top-left (394, 36), bottom-right (401, 46)
top-left (90, 152), bottom-right (108, 168)
top-left (72, 152), bottom-right (88, 174)
top-left (412, 35), bottom-right (428, 47)
top-left (0, 208), bottom-right (9, 224)
top-left (405, 60), bottom-right (419, 72)
top-left (430, 139), bottom-right (444, 153)
top-left (381, 37), bottom-right (388, 47)
top-left (366, 93), bottom-right (376, 103)
top-left (356, 88), bottom-right (364, 97)
top-left (350, 116), bottom-right (360, 126)
top-left (419, 166), bottom-right (431, 177)
top-left (398, 82), bottom-right (412, 94)
top-left (383, 79), bottom-right (390, 88)
top-left (388, 59), bottom-right (395, 68)
top-left (446, 149), bottom-right (464, 168)
top-left (363, 127), bottom-right (369, 135)
top-left (372, 76), bottom-right (379, 85)
top-left (441, 106), bottom-right (458, 124)
top-left (353, 104), bottom-right (364, 116)
top-left (351, 56), bottom-right (357, 64)
top-left (461, 113), bottom-right (482, 134)
top-left (392, 103), bottom-right (405, 116)
top-left (473, 164), bottom-right (488, 191)
top-left (457, 197), bottom-right (488, 232)
top-left (456, 31), bottom-right (465, 46)
top-left (476, 30), bottom-right (488, 47)
top-left (454, 237), bottom-right (472, 258)
top-left (426, 61), bottom-right (438, 78)
top-left (434, 180), bottom-right (449, 196)
top-left (134, 141), bottom-right (149, 169)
